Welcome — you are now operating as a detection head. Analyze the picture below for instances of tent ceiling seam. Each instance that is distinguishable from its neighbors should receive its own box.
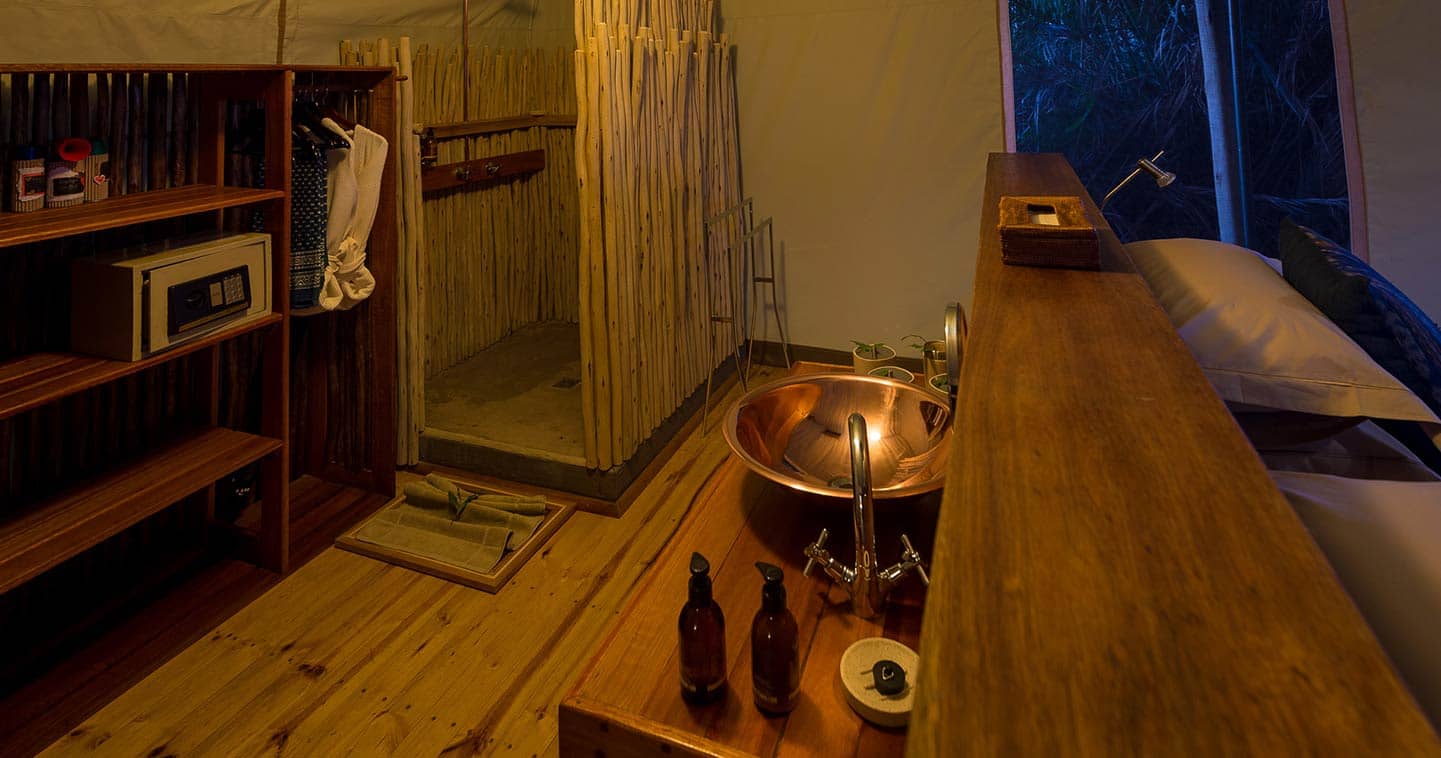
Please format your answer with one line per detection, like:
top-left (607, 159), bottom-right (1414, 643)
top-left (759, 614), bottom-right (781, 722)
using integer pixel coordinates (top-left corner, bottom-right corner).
top-left (275, 0), bottom-right (288, 63)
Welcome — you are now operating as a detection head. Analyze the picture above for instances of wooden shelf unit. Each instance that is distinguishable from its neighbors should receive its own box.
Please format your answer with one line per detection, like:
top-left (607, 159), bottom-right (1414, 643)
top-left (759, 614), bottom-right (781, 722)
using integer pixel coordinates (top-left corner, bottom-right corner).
top-left (0, 65), bottom-right (400, 640)
top-left (0, 64), bottom-right (294, 599)
top-left (0, 313), bottom-right (282, 422)
top-left (0, 427), bottom-right (281, 595)
top-left (0, 185), bottom-right (284, 248)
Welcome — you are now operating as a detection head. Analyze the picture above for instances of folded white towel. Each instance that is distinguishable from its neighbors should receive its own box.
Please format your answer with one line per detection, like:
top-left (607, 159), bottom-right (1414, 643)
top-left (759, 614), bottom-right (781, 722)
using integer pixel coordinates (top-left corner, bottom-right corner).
top-left (314, 118), bottom-right (389, 312)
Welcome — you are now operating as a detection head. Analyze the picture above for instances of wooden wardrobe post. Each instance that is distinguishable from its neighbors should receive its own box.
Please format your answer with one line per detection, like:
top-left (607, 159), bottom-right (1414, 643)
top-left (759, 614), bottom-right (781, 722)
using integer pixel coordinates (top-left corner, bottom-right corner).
top-left (258, 70), bottom-right (294, 573)
top-left (367, 73), bottom-right (399, 496)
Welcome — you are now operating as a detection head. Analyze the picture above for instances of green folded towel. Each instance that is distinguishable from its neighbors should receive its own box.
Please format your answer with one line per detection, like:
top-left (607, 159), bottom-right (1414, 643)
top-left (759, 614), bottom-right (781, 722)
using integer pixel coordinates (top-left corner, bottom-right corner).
top-left (409, 475), bottom-right (549, 517)
top-left (454, 502), bottom-right (544, 545)
top-left (402, 480), bottom-right (454, 511)
top-left (370, 476), bottom-right (549, 573)
top-left (354, 506), bottom-right (514, 573)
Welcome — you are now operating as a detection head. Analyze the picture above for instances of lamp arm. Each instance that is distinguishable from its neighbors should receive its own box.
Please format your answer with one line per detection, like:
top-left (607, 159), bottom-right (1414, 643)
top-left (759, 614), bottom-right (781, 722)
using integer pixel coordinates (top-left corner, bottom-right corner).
top-left (1100, 167), bottom-right (1142, 210)
top-left (1100, 150), bottom-right (1167, 210)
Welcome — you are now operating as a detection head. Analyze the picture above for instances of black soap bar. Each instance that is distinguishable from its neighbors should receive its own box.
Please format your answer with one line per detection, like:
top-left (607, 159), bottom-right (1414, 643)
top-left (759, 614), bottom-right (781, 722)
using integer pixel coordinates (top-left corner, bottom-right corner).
top-left (871, 659), bottom-right (906, 696)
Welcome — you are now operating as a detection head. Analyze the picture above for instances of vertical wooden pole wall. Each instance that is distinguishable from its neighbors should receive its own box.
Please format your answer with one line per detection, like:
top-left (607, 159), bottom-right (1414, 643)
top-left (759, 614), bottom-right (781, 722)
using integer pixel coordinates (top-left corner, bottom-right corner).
top-left (573, 0), bottom-right (743, 470)
top-left (340, 3), bottom-right (741, 473)
top-left (394, 38), bottom-right (428, 465)
top-left (341, 40), bottom-right (581, 467)
top-left (407, 44), bottom-right (581, 377)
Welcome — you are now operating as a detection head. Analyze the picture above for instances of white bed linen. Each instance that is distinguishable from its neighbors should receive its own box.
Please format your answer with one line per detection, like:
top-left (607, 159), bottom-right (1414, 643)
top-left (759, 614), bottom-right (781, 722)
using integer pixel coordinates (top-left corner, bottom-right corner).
top-left (1245, 418), bottom-right (1439, 482)
top-left (1127, 237), bottom-right (1441, 426)
top-left (1271, 470), bottom-right (1441, 726)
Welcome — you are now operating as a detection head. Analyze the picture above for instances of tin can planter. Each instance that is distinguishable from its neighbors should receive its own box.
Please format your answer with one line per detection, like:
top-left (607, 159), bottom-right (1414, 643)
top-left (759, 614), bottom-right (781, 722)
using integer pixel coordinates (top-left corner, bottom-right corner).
top-left (921, 340), bottom-right (946, 382)
top-left (852, 342), bottom-right (896, 375)
top-left (868, 365), bottom-right (915, 383)
top-left (927, 373), bottom-right (950, 398)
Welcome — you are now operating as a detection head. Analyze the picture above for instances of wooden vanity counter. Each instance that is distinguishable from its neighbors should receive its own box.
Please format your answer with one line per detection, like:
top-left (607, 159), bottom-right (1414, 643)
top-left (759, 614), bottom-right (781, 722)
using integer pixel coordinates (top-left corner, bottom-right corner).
top-left (906, 154), bottom-right (1441, 755)
top-left (560, 363), bottom-right (937, 757)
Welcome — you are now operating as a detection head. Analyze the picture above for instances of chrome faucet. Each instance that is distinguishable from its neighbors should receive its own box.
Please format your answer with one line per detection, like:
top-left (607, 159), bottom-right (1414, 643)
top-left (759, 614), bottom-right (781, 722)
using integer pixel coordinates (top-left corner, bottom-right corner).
top-left (803, 412), bottom-right (929, 618)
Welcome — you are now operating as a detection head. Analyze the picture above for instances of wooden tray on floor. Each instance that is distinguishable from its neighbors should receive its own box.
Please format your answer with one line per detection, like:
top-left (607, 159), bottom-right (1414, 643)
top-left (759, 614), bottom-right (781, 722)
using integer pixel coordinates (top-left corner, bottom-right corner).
top-left (334, 477), bottom-right (575, 593)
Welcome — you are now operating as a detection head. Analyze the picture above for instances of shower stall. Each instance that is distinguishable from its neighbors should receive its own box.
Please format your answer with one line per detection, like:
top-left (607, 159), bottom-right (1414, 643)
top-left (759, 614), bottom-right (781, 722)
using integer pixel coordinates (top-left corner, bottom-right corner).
top-left (373, 0), bottom-right (746, 500)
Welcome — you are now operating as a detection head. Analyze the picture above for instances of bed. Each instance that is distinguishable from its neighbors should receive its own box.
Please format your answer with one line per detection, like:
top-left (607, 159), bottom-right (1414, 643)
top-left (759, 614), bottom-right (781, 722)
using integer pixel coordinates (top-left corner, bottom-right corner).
top-left (1124, 231), bottom-right (1441, 729)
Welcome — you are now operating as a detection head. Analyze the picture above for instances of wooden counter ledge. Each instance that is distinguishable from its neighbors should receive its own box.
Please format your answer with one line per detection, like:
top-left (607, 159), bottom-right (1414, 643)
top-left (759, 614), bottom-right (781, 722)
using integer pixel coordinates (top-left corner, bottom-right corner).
top-left (561, 363), bottom-right (937, 757)
top-left (906, 154), bottom-right (1440, 755)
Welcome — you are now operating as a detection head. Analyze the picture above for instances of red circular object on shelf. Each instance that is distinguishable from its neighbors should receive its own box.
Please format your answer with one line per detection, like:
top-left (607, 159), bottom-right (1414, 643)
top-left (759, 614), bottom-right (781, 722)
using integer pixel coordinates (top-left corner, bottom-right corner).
top-left (57, 137), bottom-right (92, 162)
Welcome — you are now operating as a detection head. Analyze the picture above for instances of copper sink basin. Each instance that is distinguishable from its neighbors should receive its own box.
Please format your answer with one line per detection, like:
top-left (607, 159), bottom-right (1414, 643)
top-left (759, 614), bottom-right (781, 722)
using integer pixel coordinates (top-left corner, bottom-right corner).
top-left (722, 373), bottom-right (952, 499)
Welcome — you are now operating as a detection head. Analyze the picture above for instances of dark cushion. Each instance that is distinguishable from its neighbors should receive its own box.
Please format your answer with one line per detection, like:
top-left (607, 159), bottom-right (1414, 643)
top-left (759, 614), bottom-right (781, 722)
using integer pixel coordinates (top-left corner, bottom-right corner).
top-left (1279, 218), bottom-right (1441, 467)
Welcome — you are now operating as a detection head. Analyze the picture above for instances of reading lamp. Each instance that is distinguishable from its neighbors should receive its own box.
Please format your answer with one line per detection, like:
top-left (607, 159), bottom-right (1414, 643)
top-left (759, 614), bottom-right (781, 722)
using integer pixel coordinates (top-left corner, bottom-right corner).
top-left (1100, 150), bottom-right (1176, 209)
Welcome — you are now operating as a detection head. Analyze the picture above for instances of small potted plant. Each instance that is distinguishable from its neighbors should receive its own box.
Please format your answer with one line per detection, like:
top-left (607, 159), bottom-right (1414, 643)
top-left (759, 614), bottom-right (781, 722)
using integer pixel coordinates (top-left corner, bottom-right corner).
top-left (903, 333), bottom-right (947, 384)
top-left (868, 365), bottom-right (916, 383)
top-left (927, 373), bottom-right (951, 399)
top-left (851, 340), bottom-right (896, 375)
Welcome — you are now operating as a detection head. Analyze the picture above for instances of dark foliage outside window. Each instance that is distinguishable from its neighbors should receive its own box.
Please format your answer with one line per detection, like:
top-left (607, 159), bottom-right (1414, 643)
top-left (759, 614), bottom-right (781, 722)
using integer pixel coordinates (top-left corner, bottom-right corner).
top-left (1236, 0), bottom-right (1349, 257)
top-left (1010, 0), bottom-right (1349, 257)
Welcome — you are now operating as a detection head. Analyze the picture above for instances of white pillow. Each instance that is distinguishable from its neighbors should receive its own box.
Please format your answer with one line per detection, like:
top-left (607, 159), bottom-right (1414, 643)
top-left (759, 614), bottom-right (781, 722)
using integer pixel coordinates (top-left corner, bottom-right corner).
top-left (1126, 238), bottom-right (1441, 424)
top-left (1271, 471), bottom-right (1441, 724)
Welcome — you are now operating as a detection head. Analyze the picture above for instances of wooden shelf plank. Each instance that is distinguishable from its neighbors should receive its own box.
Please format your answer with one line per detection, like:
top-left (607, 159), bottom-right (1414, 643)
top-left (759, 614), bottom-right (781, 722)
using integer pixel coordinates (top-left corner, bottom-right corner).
top-left (0, 185), bottom-right (283, 249)
top-left (0, 427), bottom-right (281, 595)
top-left (0, 64), bottom-right (288, 74)
top-left (0, 312), bottom-right (281, 422)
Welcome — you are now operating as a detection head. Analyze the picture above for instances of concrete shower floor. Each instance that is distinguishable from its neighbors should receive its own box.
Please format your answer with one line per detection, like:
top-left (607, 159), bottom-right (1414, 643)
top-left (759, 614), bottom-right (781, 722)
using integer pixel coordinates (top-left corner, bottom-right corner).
top-left (424, 322), bottom-right (586, 466)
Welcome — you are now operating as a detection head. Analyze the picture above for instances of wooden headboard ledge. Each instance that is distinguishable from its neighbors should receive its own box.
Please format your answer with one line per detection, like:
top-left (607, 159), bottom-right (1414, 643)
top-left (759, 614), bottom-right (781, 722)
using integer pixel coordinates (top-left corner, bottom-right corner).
top-left (906, 153), bottom-right (1440, 754)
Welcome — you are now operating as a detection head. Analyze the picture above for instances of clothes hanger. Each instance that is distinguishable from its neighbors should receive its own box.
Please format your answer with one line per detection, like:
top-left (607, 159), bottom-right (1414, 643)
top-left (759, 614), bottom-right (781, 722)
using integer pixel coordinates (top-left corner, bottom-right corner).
top-left (321, 102), bottom-right (357, 132)
top-left (293, 81), bottom-right (348, 149)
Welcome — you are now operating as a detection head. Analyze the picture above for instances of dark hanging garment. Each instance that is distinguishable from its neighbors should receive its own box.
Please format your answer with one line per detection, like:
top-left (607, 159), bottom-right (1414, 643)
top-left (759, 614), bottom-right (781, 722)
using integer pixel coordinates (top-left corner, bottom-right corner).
top-left (290, 145), bottom-right (329, 310)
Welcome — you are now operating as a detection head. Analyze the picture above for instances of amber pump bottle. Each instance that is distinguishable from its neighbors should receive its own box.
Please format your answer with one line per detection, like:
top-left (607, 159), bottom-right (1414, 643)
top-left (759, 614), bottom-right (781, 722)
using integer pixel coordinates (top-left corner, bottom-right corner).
top-left (750, 562), bottom-right (800, 714)
top-left (679, 552), bottom-right (726, 703)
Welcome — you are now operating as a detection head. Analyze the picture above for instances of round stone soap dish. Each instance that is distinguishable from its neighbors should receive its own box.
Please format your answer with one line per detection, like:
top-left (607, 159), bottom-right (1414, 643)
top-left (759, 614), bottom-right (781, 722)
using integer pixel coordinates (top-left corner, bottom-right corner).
top-left (839, 637), bottom-right (919, 728)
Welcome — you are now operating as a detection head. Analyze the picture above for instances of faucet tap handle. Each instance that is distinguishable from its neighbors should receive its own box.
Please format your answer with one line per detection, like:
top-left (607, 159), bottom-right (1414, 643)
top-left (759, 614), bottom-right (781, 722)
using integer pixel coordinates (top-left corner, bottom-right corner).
top-left (900, 533), bottom-right (929, 587)
top-left (803, 527), bottom-right (830, 577)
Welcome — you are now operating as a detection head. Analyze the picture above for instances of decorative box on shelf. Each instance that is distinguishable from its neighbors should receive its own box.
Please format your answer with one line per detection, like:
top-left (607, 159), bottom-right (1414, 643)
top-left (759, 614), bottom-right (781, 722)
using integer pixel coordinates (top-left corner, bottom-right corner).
top-left (997, 195), bottom-right (1100, 270)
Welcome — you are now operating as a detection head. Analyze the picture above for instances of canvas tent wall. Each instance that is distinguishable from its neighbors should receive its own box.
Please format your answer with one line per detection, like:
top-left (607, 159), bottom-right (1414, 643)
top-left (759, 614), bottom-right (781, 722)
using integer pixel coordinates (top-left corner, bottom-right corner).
top-left (0, 0), bottom-right (573, 64)
top-left (1337, 2), bottom-right (1441, 319)
top-left (719, 0), bottom-right (1006, 351)
top-left (4, 0), bottom-right (1437, 334)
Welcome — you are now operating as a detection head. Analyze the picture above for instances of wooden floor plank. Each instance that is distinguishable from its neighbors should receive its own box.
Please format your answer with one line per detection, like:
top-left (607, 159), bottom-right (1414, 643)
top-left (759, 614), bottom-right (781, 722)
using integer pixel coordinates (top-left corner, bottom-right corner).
top-left (417, 413), bottom-right (749, 756)
top-left (43, 553), bottom-right (395, 756)
top-left (0, 476), bottom-right (390, 757)
top-left (0, 561), bottom-right (268, 756)
top-left (15, 369), bottom-right (779, 757)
